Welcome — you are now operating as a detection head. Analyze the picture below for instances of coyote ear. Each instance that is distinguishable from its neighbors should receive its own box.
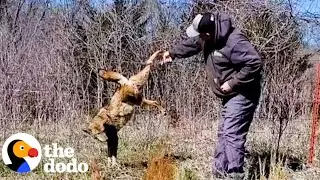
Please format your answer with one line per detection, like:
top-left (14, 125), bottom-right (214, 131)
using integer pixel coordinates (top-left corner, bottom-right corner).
top-left (98, 69), bottom-right (129, 85)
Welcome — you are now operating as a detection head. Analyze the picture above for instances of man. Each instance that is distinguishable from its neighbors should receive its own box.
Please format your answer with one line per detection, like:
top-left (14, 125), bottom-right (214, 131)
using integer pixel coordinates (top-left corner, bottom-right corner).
top-left (160, 12), bottom-right (262, 179)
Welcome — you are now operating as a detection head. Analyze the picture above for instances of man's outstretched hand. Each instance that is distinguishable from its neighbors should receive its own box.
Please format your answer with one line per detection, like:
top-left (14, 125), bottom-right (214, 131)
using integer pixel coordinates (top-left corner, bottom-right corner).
top-left (160, 51), bottom-right (173, 65)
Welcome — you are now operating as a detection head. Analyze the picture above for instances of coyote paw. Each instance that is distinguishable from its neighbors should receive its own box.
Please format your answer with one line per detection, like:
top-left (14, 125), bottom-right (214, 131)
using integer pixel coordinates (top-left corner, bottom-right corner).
top-left (107, 156), bottom-right (118, 167)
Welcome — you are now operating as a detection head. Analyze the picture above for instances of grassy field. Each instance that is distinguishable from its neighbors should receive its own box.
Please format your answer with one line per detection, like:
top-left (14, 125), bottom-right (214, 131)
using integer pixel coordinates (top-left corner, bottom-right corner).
top-left (1, 111), bottom-right (319, 180)
top-left (0, 0), bottom-right (319, 179)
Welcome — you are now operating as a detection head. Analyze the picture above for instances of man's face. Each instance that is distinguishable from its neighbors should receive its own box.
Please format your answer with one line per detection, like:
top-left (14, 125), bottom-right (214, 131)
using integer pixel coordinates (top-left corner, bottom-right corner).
top-left (200, 33), bottom-right (211, 41)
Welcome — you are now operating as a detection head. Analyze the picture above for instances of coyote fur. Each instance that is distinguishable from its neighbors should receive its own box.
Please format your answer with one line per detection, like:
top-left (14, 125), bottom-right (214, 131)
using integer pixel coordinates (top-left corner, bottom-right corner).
top-left (83, 50), bottom-right (165, 163)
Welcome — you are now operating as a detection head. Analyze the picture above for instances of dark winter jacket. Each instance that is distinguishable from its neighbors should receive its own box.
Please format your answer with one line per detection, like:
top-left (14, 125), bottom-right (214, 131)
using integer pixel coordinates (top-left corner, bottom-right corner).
top-left (169, 12), bottom-right (262, 99)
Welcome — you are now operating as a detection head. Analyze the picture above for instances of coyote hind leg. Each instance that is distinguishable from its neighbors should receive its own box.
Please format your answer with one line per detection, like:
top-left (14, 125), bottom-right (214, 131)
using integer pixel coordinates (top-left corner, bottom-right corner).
top-left (129, 65), bottom-right (152, 87)
top-left (129, 50), bottom-right (164, 86)
top-left (98, 70), bottom-right (129, 85)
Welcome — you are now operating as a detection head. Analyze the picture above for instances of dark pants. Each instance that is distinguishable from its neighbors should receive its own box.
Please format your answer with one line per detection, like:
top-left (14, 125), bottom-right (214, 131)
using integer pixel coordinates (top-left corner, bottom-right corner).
top-left (104, 124), bottom-right (119, 157)
top-left (213, 93), bottom-right (259, 175)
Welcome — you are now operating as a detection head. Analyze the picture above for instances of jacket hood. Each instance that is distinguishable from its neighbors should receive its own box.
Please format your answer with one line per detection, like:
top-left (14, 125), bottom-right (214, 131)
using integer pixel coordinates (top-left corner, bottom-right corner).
top-left (212, 13), bottom-right (235, 48)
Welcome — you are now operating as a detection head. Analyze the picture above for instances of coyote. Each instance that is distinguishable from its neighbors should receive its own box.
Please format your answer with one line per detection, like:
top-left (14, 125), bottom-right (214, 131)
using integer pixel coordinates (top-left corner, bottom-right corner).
top-left (83, 50), bottom-right (165, 165)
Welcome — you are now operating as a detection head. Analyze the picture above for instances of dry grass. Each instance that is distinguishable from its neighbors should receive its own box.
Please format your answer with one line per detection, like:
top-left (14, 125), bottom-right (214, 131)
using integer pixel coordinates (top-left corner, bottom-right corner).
top-left (0, 111), bottom-right (319, 180)
top-left (144, 156), bottom-right (178, 180)
top-left (1, 0), bottom-right (320, 180)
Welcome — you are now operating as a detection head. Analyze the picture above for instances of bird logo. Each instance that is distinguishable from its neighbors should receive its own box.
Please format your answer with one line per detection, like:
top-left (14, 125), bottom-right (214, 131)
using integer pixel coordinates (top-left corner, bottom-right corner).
top-left (2, 133), bottom-right (42, 173)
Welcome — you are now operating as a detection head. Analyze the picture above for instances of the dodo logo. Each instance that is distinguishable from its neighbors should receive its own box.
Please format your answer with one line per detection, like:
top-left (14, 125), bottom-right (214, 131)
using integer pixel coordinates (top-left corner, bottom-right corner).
top-left (2, 133), bottom-right (42, 173)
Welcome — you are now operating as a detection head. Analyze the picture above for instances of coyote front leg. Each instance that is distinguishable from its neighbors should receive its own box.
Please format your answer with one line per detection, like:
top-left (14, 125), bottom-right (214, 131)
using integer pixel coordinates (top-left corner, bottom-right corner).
top-left (141, 98), bottom-right (165, 113)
